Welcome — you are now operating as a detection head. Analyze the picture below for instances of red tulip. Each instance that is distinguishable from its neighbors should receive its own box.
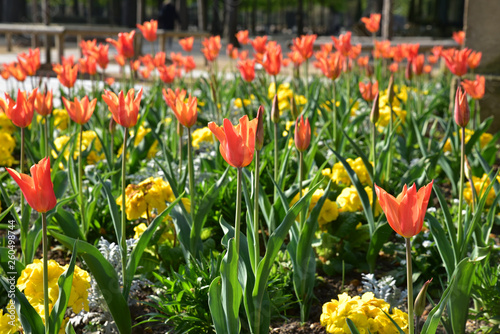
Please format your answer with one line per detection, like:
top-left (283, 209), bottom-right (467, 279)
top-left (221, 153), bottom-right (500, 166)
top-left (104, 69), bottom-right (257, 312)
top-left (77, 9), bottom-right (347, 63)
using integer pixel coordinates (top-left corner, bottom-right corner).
top-left (294, 115), bottom-right (311, 152)
top-left (412, 54), bottom-right (425, 76)
top-left (17, 48), bottom-right (40, 76)
top-left (137, 19), bottom-right (158, 42)
top-left (361, 13), bottom-right (381, 33)
top-left (102, 88), bottom-right (143, 128)
top-left (373, 40), bottom-right (392, 59)
top-left (107, 31), bottom-right (136, 59)
top-left (452, 31), bottom-right (465, 47)
top-left (262, 41), bottom-right (282, 76)
top-left (7, 62), bottom-right (27, 82)
top-left (201, 36), bottom-right (221, 62)
top-left (236, 30), bottom-right (250, 45)
top-left (402, 43), bottom-right (419, 60)
top-left (467, 51), bottom-right (482, 69)
top-left (316, 53), bottom-right (342, 80)
top-left (251, 36), bottom-right (268, 55)
top-left (62, 96), bottom-right (97, 125)
top-left (237, 59), bottom-right (256, 82)
top-left (183, 56), bottom-right (196, 73)
top-left (359, 81), bottom-right (379, 102)
top-left (162, 88), bottom-right (187, 108)
top-left (179, 37), bottom-right (194, 52)
top-left (170, 94), bottom-right (197, 128)
top-left (7, 157), bottom-right (57, 213)
top-left (93, 43), bottom-right (110, 70)
top-left (80, 39), bottom-right (98, 57)
top-left (461, 75), bottom-right (485, 100)
top-left (158, 64), bottom-right (177, 83)
top-left (227, 44), bottom-right (239, 60)
top-left (34, 90), bottom-right (53, 117)
top-left (454, 86), bottom-right (470, 127)
top-left (52, 63), bottom-right (78, 88)
top-left (442, 48), bottom-right (470, 77)
top-left (4, 88), bottom-right (37, 128)
top-left (208, 115), bottom-right (258, 168)
top-left (292, 34), bottom-right (317, 60)
top-left (288, 50), bottom-right (305, 68)
top-left (332, 32), bottom-right (352, 56)
top-left (374, 181), bottom-right (434, 238)
top-left (78, 56), bottom-right (97, 75)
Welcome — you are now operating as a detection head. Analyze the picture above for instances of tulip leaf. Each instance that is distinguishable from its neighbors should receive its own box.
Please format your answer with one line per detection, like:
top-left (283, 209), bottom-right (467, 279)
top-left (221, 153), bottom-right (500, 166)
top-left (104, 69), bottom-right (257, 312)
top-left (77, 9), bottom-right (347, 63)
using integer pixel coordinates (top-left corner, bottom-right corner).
top-left (366, 222), bottom-right (393, 273)
top-left (97, 176), bottom-right (122, 250)
top-left (49, 132), bottom-right (76, 180)
top-left (0, 247), bottom-right (25, 280)
top-left (0, 203), bottom-right (14, 222)
top-left (50, 231), bottom-right (132, 334)
top-left (220, 238), bottom-right (242, 334)
top-left (24, 216), bottom-right (42, 265)
top-left (345, 318), bottom-right (361, 334)
top-left (432, 184), bottom-right (458, 259)
top-left (426, 213), bottom-right (455, 276)
top-left (50, 206), bottom-right (85, 240)
top-left (208, 276), bottom-right (228, 334)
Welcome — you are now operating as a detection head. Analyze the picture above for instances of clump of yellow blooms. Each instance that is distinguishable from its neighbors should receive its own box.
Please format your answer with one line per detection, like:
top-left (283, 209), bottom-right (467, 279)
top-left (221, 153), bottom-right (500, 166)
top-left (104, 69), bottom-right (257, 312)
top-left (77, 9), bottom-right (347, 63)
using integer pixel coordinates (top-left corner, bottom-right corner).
top-left (376, 86), bottom-right (408, 133)
top-left (117, 126), bottom-right (159, 159)
top-left (234, 95), bottom-right (256, 109)
top-left (116, 176), bottom-right (190, 221)
top-left (464, 173), bottom-right (500, 207)
top-left (321, 292), bottom-right (409, 334)
top-left (268, 82), bottom-right (307, 113)
top-left (192, 127), bottom-right (215, 149)
top-left (336, 185), bottom-right (382, 216)
top-left (443, 128), bottom-right (493, 153)
top-left (0, 301), bottom-right (21, 334)
top-left (52, 108), bottom-right (70, 131)
top-left (323, 158), bottom-right (372, 186)
top-left (52, 130), bottom-right (105, 167)
top-left (290, 188), bottom-right (339, 230)
top-left (0, 132), bottom-right (17, 167)
top-left (0, 112), bottom-right (16, 134)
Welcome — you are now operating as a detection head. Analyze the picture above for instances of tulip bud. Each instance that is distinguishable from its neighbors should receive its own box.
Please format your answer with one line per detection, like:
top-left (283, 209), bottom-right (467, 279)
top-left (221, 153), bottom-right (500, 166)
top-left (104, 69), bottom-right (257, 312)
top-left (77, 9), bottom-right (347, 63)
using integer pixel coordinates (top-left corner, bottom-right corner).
top-left (256, 105), bottom-right (265, 150)
top-left (387, 74), bottom-right (395, 104)
top-left (370, 92), bottom-right (380, 124)
top-left (271, 94), bottom-right (280, 123)
top-left (464, 155), bottom-right (472, 181)
top-left (454, 86), bottom-right (470, 127)
top-left (177, 120), bottom-right (183, 136)
top-left (414, 278), bottom-right (432, 317)
top-left (405, 59), bottom-right (413, 81)
top-left (290, 96), bottom-right (299, 119)
top-left (109, 117), bottom-right (116, 133)
top-left (294, 115), bottom-right (311, 152)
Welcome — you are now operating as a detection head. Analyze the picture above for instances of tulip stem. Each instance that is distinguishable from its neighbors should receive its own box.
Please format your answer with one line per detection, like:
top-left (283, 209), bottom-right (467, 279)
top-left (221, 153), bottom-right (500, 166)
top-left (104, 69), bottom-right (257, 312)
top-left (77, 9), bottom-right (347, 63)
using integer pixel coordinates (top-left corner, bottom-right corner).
top-left (274, 122), bottom-right (279, 206)
top-left (178, 121), bottom-right (183, 176)
top-left (386, 101), bottom-right (393, 181)
top-left (405, 237), bottom-right (414, 334)
top-left (457, 126), bottom-right (465, 246)
top-left (79, 124), bottom-right (86, 238)
top-left (187, 127), bottom-right (195, 223)
top-left (44, 116), bottom-right (49, 158)
top-left (42, 212), bottom-right (49, 333)
top-left (121, 128), bottom-right (128, 296)
top-left (253, 150), bottom-right (260, 272)
top-left (20, 127), bottom-right (25, 215)
top-left (332, 80), bottom-right (337, 150)
top-left (299, 151), bottom-right (305, 230)
top-left (235, 167), bottom-right (242, 261)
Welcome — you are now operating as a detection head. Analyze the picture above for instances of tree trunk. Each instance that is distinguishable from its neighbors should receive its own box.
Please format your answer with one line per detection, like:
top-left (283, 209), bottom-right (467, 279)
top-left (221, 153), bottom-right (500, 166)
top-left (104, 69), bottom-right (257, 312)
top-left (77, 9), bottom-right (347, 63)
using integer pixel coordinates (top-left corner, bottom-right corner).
top-left (211, 0), bottom-right (221, 35)
top-left (177, 0), bottom-right (188, 30)
top-left (121, 0), bottom-right (137, 27)
top-left (251, 0), bottom-right (257, 34)
top-left (297, 0), bottom-right (303, 36)
top-left (266, 0), bottom-right (271, 34)
top-left (382, 0), bottom-right (393, 40)
top-left (198, 0), bottom-right (207, 31)
top-left (32, 0), bottom-right (38, 22)
top-left (225, 0), bottom-right (239, 45)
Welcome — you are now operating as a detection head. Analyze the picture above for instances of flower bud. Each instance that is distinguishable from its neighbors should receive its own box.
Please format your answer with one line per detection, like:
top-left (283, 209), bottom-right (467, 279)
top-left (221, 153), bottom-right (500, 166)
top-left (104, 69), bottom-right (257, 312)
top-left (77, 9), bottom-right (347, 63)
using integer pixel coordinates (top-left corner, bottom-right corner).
top-left (405, 59), bottom-right (413, 81)
top-left (256, 105), bottom-right (265, 150)
top-left (454, 86), bottom-right (470, 128)
top-left (109, 117), bottom-right (116, 133)
top-left (414, 278), bottom-right (432, 317)
top-left (294, 115), bottom-right (311, 152)
top-left (271, 94), bottom-right (280, 123)
top-left (290, 96), bottom-right (299, 120)
top-left (387, 74), bottom-right (395, 104)
top-left (370, 92), bottom-right (380, 124)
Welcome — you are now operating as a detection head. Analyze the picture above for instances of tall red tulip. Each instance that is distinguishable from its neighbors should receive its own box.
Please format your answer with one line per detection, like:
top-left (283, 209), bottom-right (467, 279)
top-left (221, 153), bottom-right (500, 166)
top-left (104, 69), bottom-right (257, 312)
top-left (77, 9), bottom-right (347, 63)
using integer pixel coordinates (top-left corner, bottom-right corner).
top-left (332, 32), bottom-right (352, 56)
top-left (4, 88), bottom-right (37, 128)
top-left (137, 19), bottom-right (158, 42)
top-left (361, 13), bottom-right (381, 33)
top-left (17, 48), bottom-right (41, 76)
top-left (107, 31), bottom-right (136, 59)
top-left (34, 90), bottom-right (53, 117)
top-left (359, 81), bottom-right (379, 102)
top-left (454, 86), bottom-right (470, 128)
top-left (294, 115), bottom-right (311, 152)
top-left (52, 63), bottom-right (78, 88)
top-left (442, 48), bottom-right (470, 77)
top-left (208, 115), bottom-right (258, 168)
top-left (102, 88), bottom-right (143, 128)
top-left (262, 41), bottom-right (282, 76)
top-left (236, 30), bottom-right (250, 45)
top-left (167, 94), bottom-right (198, 128)
top-left (62, 96), bottom-right (97, 125)
top-left (452, 31), bottom-right (465, 47)
top-left (7, 157), bottom-right (57, 213)
top-left (461, 75), bottom-right (485, 100)
top-left (374, 181), bottom-right (434, 238)
top-left (237, 59), bottom-right (256, 82)
top-left (293, 34), bottom-right (317, 60)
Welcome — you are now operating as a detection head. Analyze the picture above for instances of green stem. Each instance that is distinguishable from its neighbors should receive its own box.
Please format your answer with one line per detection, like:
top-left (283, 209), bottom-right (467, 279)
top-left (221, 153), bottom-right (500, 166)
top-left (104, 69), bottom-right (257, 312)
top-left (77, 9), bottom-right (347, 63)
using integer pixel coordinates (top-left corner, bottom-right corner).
top-left (20, 127), bottom-right (25, 216)
top-left (42, 212), bottom-right (49, 333)
top-left (332, 80), bottom-right (337, 148)
top-left (405, 237), bottom-right (414, 334)
top-left (235, 167), bottom-right (242, 259)
top-left (471, 98), bottom-right (476, 131)
top-left (457, 126), bottom-right (465, 246)
top-left (305, 59), bottom-right (309, 98)
top-left (274, 122), bottom-right (279, 205)
top-left (79, 124), bottom-right (86, 238)
top-left (178, 121), bottom-right (183, 176)
top-left (299, 151), bottom-right (305, 230)
top-left (44, 116), bottom-right (49, 158)
top-left (121, 128), bottom-right (128, 295)
top-left (253, 150), bottom-right (261, 272)
top-left (371, 122), bottom-right (376, 215)
top-left (187, 127), bottom-right (195, 223)
top-left (386, 102), bottom-right (393, 180)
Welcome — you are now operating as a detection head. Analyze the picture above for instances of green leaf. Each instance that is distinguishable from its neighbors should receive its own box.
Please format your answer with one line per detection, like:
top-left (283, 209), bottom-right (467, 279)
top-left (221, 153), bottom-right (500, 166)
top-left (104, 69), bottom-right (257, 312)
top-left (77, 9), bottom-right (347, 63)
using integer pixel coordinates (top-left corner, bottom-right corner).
top-left (52, 170), bottom-right (69, 200)
top-left (0, 247), bottom-right (25, 281)
top-left (0, 203), bottom-right (14, 222)
top-left (432, 184), bottom-right (458, 261)
top-left (426, 213), bottom-right (455, 276)
top-left (208, 276), bottom-right (228, 333)
top-left (220, 238), bottom-right (242, 333)
top-left (50, 232), bottom-right (132, 334)
top-left (346, 318), bottom-right (361, 334)
top-left (98, 176), bottom-right (122, 249)
top-left (366, 222), bottom-right (393, 273)
top-left (51, 206), bottom-right (85, 240)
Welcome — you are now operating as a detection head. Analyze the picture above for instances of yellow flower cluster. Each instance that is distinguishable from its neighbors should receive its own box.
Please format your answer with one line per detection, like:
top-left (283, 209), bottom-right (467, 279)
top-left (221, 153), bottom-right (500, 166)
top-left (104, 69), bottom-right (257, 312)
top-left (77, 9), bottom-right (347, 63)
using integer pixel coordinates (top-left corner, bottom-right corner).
top-left (319, 99), bottom-right (359, 117)
top-left (323, 158), bottom-right (372, 186)
top-left (336, 185), bottom-right (382, 216)
top-left (117, 126), bottom-right (159, 159)
top-left (116, 177), bottom-right (190, 221)
top-left (52, 108), bottom-right (70, 131)
top-left (0, 301), bottom-right (21, 334)
top-left (234, 94), bottom-right (256, 109)
top-left (0, 132), bottom-right (17, 167)
top-left (443, 128), bottom-right (493, 152)
top-left (0, 112), bottom-right (15, 134)
top-left (290, 188), bottom-right (339, 230)
top-left (192, 127), bottom-right (215, 149)
top-left (52, 130), bottom-right (105, 166)
top-left (268, 82), bottom-right (307, 113)
top-left (321, 292), bottom-right (409, 334)
top-left (376, 86), bottom-right (408, 133)
top-left (464, 173), bottom-right (500, 207)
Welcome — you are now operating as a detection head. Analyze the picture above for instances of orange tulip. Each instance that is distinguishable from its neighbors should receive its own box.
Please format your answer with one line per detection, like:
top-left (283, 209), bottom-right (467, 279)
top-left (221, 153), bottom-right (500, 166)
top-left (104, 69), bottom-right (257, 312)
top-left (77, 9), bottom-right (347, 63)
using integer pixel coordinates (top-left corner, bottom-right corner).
top-left (102, 88), bottom-right (143, 128)
top-left (292, 34), bottom-right (317, 60)
top-left (374, 181), bottom-right (434, 238)
top-left (179, 37), bottom-right (194, 52)
top-left (137, 19), bottom-right (158, 42)
top-left (7, 62), bottom-right (27, 82)
top-left (1, 65), bottom-right (10, 80)
top-left (391, 45), bottom-right (405, 62)
top-left (107, 31), bottom-right (136, 59)
top-left (130, 59), bottom-right (141, 72)
top-left (61, 55), bottom-right (75, 66)
top-left (262, 41), bottom-right (282, 76)
top-left (412, 54), bottom-right (425, 76)
top-left (288, 50), bottom-right (304, 68)
top-left (34, 90), bottom-right (53, 117)
top-left (389, 62), bottom-right (399, 73)
top-left (454, 86), bottom-right (470, 127)
top-left (158, 64), bottom-right (177, 83)
top-left (227, 44), bottom-right (239, 59)
top-left (359, 81), bottom-right (379, 102)
top-left (183, 56), bottom-right (196, 73)
top-left (7, 157), bottom-right (57, 213)
top-left (316, 53), bottom-right (342, 80)
top-left (170, 52), bottom-right (184, 66)
top-left (442, 48), bottom-right (470, 77)
top-left (402, 43), bottom-right (419, 60)
top-left (168, 94), bottom-right (198, 128)
top-left (467, 51), bottom-right (481, 69)
top-left (461, 75), bottom-right (485, 100)
top-left (17, 48), bottom-right (40, 76)
top-left (361, 13), bottom-right (381, 33)
top-left (373, 40), bottom-right (392, 59)
top-left (80, 39), bottom-right (98, 57)
top-left (93, 43), bottom-right (110, 70)
top-left (114, 54), bottom-right (126, 67)
top-left (237, 59), bottom-right (256, 82)
top-left (201, 35), bottom-right (221, 62)
top-left (357, 56), bottom-right (369, 68)
top-left (4, 88), bottom-right (37, 128)
top-left (62, 96), bottom-right (97, 125)
top-left (52, 63), bottom-right (78, 88)
top-left (294, 115), bottom-right (311, 152)
top-left (452, 31), bottom-right (465, 47)
top-left (79, 56), bottom-right (97, 75)
top-left (236, 30), bottom-right (250, 45)
top-left (251, 36), bottom-right (268, 55)
top-left (208, 115), bottom-right (258, 168)
top-left (162, 88), bottom-right (187, 108)
top-left (332, 32), bottom-right (352, 56)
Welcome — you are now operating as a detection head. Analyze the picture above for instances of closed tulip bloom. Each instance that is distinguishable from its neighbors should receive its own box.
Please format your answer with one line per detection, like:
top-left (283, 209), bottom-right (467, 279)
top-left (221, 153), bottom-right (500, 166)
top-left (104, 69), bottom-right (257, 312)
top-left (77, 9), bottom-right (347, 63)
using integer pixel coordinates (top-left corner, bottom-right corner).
top-left (236, 30), bottom-right (250, 45)
top-left (461, 75), bottom-right (485, 100)
top-left (170, 94), bottom-right (198, 128)
top-left (179, 37), bottom-right (194, 52)
top-left (467, 51), bottom-right (482, 69)
top-left (208, 115), bottom-right (258, 168)
top-left (201, 36), bottom-right (221, 62)
top-left (359, 81), bottom-right (379, 102)
top-left (107, 31), bottom-right (136, 59)
top-left (34, 90), bottom-right (53, 117)
top-left (255, 106), bottom-right (265, 150)
top-left (137, 19), bottom-right (158, 42)
top-left (294, 115), bottom-right (311, 152)
top-left (4, 88), bottom-right (37, 128)
top-left (93, 43), bottom-right (110, 70)
top-left (361, 13), bottom-right (381, 33)
top-left (7, 157), bottom-right (57, 213)
top-left (374, 181), bottom-right (434, 238)
top-left (262, 41), bottom-right (282, 76)
top-left (316, 53), bottom-right (342, 80)
top-left (62, 96), bottom-right (97, 125)
top-left (102, 88), bottom-right (143, 128)
top-left (80, 39), bottom-right (98, 57)
top-left (452, 31), bottom-right (465, 47)
top-left (52, 63), bottom-right (78, 88)
top-left (162, 88), bottom-right (187, 108)
top-left (293, 34), bottom-right (317, 60)
top-left (288, 50), bottom-right (305, 68)
top-left (237, 59), bottom-right (256, 82)
top-left (412, 54), bottom-right (425, 76)
top-left (454, 86), bottom-right (470, 127)
top-left (370, 92), bottom-right (380, 124)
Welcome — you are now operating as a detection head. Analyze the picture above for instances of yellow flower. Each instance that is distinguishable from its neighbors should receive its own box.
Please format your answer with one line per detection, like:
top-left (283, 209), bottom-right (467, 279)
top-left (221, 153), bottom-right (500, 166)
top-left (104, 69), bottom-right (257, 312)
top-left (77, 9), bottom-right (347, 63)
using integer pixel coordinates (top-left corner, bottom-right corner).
top-left (0, 132), bottom-right (17, 167)
top-left (234, 98), bottom-right (252, 108)
top-left (52, 130), bottom-right (105, 167)
top-left (443, 129), bottom-right (493, 152)
top-left (133, 126), bottom-right (151, 147)
top-left (192, 127), bottom-right (215, 149)
top-left (53, 108), bottom-right (70, 131)
top-left (282, 120), bottom-right (295, 137)
top-left (464, 173), bottom-right (500, 206)
top-left (290, 188), bottom-right (339, 230)
top-left (0, 113), bottom-right (15, 134)
top-left (337, 185), bottom-right (382, 216)
top-left (329, 158), bottom-right (372, 186)
top-left (0, 301), bottom-right (22, 334)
